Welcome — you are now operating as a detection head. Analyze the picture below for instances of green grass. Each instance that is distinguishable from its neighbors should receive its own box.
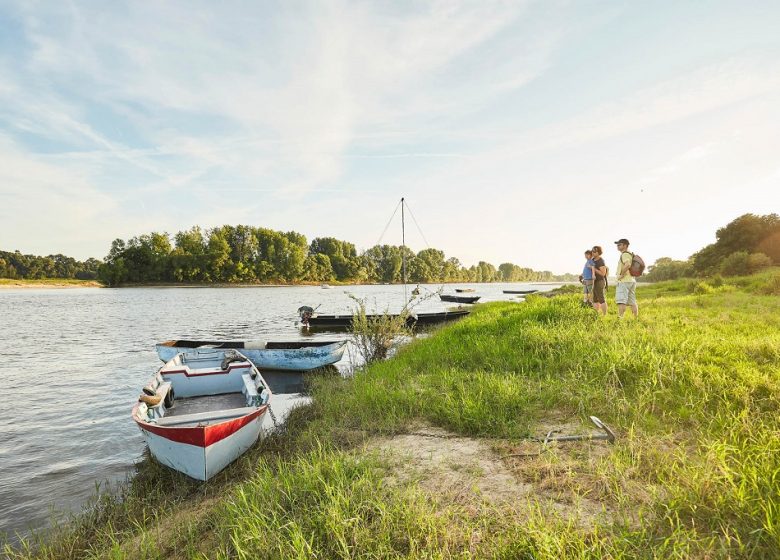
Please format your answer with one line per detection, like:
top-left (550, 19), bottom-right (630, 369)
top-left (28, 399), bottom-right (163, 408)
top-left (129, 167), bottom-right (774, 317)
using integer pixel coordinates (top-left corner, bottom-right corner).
top-left (5, 269), bottom-right (780, 559)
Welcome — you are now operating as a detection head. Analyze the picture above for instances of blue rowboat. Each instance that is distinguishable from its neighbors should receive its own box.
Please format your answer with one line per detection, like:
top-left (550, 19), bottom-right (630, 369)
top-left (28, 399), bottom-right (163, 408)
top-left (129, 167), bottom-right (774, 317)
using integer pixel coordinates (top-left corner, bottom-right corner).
top-left (155, 340), bottom-right (347, 371)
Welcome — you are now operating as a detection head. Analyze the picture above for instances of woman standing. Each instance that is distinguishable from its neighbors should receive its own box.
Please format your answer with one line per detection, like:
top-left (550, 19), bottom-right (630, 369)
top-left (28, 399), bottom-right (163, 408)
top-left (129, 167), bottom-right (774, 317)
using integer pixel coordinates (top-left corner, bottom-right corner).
top-left (590, 246), bottom-right (608, 316)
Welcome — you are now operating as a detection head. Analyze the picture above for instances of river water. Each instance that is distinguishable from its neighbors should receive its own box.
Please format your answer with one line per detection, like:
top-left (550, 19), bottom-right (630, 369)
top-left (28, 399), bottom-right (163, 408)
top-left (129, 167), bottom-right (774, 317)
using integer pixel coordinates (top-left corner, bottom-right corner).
top-left (0, 282), bottom-right (556, 540)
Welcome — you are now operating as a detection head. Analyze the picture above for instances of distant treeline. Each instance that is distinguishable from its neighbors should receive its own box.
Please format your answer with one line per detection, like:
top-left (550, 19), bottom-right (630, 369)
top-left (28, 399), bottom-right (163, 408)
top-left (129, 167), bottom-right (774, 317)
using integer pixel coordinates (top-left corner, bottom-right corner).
top-left (0, 250), bottom-right (101, 280)
top-left (94, 226), bottom-right (574, 286)
top-left (645, 213), bottom-right (780, 281)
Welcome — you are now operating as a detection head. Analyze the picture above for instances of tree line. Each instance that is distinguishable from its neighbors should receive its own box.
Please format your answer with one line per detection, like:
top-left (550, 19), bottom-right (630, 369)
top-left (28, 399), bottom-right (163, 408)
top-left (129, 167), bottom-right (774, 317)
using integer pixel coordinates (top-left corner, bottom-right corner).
top-left (94, 225), bottom-right (574, 286)
top-left (0, 250), bottom-right (101, 280)
top-left (644, 213), bottom-right (779, 281)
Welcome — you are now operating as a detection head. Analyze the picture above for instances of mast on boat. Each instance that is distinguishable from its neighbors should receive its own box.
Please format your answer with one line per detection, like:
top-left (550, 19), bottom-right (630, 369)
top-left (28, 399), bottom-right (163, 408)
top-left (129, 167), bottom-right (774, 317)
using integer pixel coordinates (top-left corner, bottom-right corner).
top-left (401, 197), bottom-right (407, 302)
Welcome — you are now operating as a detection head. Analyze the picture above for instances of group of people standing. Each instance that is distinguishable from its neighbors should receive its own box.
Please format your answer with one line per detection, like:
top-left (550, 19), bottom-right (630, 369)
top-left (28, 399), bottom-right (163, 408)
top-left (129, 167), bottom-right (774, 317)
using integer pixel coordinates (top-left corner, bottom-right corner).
top-left (580, 239), bottom-right (639, 318)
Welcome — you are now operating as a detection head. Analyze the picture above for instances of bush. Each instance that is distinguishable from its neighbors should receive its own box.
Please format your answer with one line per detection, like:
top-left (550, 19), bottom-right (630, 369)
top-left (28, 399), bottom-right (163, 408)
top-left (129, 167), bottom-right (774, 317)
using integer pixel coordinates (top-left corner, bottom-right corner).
top-left (720, 251), bottom-right (749, 277)
top-left (747, 252), bottom-right (773, 273)
top-left (693, 281), bottom-right (714, 294)
top-left (759, 273), bottom-right (780, 295)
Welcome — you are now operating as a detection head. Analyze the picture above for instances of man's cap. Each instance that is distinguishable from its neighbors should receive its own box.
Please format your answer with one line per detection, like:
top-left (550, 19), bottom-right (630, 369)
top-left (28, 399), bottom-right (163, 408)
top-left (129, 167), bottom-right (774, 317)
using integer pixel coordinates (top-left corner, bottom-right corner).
top-left (614, 238), bottom-right (629, 245)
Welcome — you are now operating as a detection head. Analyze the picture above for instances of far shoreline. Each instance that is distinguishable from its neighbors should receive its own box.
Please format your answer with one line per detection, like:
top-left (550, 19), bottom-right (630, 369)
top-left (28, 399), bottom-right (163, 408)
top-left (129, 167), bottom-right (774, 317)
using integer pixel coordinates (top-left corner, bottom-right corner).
top-left (0, 279), bottom-right (103, 289)
top-left (1, 279), bottom-right (577, 290)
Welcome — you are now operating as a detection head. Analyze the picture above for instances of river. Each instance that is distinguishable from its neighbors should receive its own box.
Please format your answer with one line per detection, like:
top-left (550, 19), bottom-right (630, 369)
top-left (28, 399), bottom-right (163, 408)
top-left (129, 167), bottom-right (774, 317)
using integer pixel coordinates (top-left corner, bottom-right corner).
top-left (0, 282), bottom-right (558, 540)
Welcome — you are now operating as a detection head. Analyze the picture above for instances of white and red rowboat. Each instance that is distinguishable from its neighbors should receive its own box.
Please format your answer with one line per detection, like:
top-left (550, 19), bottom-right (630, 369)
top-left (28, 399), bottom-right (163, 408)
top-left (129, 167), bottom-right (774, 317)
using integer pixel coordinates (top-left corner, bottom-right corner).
top-left (132, 350), bottom-right (272, 481)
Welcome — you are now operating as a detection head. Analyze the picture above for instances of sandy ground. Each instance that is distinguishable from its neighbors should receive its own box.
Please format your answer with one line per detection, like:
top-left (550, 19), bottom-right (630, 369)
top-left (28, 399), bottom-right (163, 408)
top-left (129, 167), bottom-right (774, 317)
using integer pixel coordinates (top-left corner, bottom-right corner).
top-left (369, 421), bottom-right (618, 527)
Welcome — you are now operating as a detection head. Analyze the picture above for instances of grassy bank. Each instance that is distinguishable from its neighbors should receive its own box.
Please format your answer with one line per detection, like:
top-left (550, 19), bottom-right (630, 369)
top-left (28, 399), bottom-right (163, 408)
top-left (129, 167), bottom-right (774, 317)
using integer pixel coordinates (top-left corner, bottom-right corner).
top-left (0, 278), bottom-right (102, 288)
top-left (5, 270), bottom-right (780, 559)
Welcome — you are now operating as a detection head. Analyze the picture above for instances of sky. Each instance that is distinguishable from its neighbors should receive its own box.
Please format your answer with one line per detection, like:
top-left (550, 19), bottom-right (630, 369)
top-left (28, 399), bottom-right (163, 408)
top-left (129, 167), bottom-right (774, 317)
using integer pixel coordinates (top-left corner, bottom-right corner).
top-left (1, 1), bottom-right (779, 274)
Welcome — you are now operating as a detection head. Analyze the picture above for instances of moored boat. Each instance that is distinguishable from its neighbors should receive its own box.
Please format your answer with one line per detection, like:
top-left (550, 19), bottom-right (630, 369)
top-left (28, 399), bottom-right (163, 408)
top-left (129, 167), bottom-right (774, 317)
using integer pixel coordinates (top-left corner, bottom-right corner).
top-left (440, 294), bottom-right (480, 304)
top-left (455, 288), bottom-right (476, 293)
top-left (132, 349), bottom-right (272, 481)
top-left (299, 308), bottom-right (470, 330)
top-left (155, 340), bottom-right (347, 371)
top-left (503, 289), bottom-right (539, 295)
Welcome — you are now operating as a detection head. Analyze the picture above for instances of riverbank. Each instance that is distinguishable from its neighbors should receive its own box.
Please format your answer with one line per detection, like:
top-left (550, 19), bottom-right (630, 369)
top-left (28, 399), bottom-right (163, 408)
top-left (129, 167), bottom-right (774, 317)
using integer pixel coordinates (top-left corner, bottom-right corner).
top-left (0, 278), bottom-right (102, 289)
top-left (5, 269), bottom-right (780, 558)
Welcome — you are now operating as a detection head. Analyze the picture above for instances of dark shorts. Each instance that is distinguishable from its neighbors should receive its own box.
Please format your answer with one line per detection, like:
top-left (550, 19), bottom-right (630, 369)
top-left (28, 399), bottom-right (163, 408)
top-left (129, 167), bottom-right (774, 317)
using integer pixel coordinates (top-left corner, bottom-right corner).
top-left (592, 279), bottom-right (606, 303)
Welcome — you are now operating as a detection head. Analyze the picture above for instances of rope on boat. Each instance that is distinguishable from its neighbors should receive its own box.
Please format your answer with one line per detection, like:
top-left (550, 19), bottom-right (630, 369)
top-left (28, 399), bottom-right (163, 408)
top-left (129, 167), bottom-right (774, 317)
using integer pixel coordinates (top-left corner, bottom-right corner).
top-left (375, 199), bottom-right (403, 246)
top-left (402, 200), bottom-right (431, 249)
top-left (267, 404), bottom-right (279, 429)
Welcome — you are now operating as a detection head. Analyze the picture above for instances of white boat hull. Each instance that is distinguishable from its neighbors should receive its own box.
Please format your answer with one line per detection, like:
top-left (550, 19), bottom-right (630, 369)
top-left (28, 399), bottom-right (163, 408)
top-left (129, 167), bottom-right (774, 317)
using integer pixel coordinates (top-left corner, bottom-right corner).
top-left (133, 350), bottom-right (272, 480)
top-left (136, 405), bottom-right (267, 480)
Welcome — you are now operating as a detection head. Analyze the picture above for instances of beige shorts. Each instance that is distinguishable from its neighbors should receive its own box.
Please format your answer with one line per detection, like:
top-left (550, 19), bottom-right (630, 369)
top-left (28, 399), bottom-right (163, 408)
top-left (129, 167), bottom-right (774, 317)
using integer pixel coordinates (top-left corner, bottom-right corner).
top-left (616, 282), bottom-right (636, 306)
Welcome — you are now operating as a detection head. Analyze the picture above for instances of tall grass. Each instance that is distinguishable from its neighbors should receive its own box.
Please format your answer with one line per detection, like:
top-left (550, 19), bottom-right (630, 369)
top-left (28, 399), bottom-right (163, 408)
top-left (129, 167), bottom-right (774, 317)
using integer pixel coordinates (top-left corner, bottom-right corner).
top-left (6, 270), bottom-right (780, 559)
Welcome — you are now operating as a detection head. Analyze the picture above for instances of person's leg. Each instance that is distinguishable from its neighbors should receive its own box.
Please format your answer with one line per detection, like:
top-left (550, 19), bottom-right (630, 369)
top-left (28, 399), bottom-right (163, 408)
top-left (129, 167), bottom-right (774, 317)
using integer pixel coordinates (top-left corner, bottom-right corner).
top-left (616, 283), bottom-right (628, 317)
top-left (594, 282), bottom-right (607, 315)
top-left (628, 284), bottom-right (638, 317)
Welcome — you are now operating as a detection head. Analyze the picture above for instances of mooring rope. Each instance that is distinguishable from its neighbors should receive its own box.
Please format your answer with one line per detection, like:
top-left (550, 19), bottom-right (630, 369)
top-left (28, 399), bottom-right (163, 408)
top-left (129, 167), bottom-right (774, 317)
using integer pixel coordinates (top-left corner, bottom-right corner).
top-left (267, 404), bottom-right (279, 428)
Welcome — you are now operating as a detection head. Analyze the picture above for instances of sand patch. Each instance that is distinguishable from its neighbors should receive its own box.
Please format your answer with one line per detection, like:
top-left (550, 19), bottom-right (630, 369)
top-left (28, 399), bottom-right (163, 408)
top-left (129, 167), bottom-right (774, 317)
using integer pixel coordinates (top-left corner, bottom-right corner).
top-left (369, 423), bottom-right (616, 526)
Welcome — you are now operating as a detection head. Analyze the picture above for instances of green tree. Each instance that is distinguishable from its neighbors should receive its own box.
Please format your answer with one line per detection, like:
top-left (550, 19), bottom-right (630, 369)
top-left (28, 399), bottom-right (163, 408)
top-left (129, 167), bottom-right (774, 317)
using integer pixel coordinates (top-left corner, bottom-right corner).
top-left (693, 213), bottom-right (780, 274)
top-left (644, 257), bottom-right (694, 282)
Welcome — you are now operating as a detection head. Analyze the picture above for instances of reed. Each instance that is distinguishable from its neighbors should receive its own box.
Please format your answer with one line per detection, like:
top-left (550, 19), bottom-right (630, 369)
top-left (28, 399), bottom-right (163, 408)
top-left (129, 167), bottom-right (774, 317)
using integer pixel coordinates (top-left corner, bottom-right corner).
top-left (5, 269), bottom-right (780, 559)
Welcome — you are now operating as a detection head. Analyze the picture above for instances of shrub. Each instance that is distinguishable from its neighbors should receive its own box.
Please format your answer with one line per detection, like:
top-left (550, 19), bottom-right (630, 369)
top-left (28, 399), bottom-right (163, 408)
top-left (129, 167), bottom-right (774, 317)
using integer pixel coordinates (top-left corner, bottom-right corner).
top-left (349, 296), bottom-right (411, 365)
top-left (720, 251), bottom-right (749, 277)
top-left (747, 252), bottom-right (773, 273)
top-left (693, 281), bottom-right (714, 294)
top-left (759, 273), bottom-right (780, 295)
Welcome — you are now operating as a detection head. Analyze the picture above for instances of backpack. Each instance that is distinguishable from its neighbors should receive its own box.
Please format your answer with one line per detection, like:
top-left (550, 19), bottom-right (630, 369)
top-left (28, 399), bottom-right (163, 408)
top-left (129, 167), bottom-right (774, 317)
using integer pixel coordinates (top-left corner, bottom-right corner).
top-left (628, 253), bottom-right (645, 277)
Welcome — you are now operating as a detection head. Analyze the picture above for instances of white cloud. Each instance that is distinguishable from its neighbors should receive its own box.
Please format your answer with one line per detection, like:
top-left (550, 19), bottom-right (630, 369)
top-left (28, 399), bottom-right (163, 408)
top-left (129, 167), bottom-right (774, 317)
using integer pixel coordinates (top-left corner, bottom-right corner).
top-left (0, 135), bottom-right (119, 255)
top-left (1, 2), bottom-right (779, 271)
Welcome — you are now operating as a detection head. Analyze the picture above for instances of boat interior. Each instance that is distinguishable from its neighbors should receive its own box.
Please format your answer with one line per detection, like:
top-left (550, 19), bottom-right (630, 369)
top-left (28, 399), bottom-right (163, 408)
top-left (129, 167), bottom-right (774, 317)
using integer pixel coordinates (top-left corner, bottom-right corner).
top-left (137, 352), bottom-right (269, 428)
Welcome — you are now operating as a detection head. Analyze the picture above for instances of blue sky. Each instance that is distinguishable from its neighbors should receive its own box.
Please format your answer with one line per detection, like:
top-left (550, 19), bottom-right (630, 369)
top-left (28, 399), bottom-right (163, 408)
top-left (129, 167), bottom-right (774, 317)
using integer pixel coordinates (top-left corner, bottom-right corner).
top-left (1, 1), bottom-right (779, 273)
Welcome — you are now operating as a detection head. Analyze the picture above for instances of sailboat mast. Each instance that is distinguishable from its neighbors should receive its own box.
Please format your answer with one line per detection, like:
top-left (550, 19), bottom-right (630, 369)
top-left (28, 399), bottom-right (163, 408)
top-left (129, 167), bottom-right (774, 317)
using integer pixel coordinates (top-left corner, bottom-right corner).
top-left (401, 197), bottom-right (408, 301)
top-left (401, 197), bottom-right (406, 284)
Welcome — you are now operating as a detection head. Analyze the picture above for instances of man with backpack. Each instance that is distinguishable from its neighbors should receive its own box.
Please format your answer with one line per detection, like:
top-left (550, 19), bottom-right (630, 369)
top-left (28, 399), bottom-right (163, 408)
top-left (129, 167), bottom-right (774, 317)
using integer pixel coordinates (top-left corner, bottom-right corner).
top-left (615, 238), bottom-right (639, 318)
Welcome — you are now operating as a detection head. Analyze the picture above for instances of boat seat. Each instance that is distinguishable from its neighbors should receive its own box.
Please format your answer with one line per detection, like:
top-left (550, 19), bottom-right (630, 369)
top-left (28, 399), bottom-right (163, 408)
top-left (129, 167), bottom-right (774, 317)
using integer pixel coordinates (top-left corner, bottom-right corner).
top-left (242, 373), bottom-right (265, 406)
top-left (154, 406), bottom-right (258, 427)
top-left (242, 374), bottom-right (258, 397)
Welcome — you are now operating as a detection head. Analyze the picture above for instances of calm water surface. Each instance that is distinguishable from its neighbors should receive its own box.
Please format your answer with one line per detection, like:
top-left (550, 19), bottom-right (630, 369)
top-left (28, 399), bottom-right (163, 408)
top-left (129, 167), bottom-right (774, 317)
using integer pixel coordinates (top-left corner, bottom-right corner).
top-left (0, 283), bottom-right (555, 539)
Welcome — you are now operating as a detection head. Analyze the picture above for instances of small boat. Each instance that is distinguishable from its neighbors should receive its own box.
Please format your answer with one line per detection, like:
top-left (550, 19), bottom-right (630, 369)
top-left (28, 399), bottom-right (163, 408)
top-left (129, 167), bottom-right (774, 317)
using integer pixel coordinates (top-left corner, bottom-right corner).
top-left (301, 199), bottom-right (471, 331)
top-left (440, 294), bottom-right (480, 304)
top-left (132, 349), bottom-right (272, 480)
top-left (503, 289), bottom-right (539, 295)
top-left (155, 340), bottom-right (347, 371)
top-left (455, 288), bottom-right (475, 293)
top-left (321, 283), bottom-right (332, 289)
top-left (299, 308), bottom-right (470, 330)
